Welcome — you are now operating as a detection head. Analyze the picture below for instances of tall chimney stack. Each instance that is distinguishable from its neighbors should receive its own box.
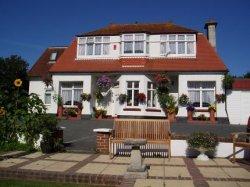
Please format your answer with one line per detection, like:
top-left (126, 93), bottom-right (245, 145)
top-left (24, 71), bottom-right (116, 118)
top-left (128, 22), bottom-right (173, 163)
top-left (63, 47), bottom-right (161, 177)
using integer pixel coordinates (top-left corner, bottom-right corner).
top-left (204, 19), bottom-right (217, 49)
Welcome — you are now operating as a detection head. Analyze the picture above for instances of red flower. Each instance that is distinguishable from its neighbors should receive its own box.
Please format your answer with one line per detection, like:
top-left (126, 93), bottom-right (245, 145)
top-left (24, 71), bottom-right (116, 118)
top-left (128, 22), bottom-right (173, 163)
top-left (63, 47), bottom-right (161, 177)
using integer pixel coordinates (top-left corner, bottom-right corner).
top-left (136, 93), bottom-right (146, 103)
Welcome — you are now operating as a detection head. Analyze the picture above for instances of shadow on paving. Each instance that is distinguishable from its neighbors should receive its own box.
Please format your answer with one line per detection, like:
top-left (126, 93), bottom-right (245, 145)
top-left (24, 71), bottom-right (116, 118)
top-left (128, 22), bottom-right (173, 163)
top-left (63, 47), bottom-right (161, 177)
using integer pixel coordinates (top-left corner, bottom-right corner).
top-left (58, 119), bottom-right (247, 152)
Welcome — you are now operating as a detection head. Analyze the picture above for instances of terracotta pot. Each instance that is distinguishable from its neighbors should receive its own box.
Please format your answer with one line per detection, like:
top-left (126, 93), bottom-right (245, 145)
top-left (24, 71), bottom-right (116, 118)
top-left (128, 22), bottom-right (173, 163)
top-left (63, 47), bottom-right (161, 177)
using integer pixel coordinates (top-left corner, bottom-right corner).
top-left (187, 110), bottom-right (193, 121)
top-left (210, 110), bottom-right (216, 123)
top-left (97, 114), bottom-right (103, 120)
top-left (168, 113), bottom-right (176, 122)
top-left (57, 106), bottom-right (63, 119)
top-left (77, 109), bottom-right (82, 119)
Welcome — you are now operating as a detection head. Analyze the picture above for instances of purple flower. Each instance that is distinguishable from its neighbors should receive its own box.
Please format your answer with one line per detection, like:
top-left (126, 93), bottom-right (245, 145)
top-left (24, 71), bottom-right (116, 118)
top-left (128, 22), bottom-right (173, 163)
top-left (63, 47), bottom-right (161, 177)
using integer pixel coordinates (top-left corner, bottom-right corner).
top-left (96, 75), bottom-right (112, 88)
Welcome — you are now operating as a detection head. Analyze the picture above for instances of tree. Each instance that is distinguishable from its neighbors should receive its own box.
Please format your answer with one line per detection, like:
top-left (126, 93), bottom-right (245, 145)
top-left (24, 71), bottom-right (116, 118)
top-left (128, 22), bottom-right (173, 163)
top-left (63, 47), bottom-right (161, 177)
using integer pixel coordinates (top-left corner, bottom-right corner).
top-left (243, 71), bottom-right (250, 78)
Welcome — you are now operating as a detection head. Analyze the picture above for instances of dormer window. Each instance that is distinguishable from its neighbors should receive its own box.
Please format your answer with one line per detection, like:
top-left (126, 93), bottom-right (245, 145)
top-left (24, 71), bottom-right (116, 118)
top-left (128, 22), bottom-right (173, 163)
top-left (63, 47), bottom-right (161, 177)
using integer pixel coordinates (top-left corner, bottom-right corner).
top-left (50, 52), bottom-right (57, 61)
top-left (160, 34), bottom-right (196, 56)
top-left (77, 36), bottom-right (110, 58)
top-left (121, 34), bottom-right (149, 55)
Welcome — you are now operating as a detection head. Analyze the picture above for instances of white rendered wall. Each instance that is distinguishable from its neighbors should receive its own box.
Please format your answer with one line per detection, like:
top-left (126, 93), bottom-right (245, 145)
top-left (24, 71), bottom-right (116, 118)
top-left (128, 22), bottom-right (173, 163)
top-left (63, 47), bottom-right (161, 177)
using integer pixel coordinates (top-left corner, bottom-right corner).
top-left (178, 73), bottom-right (227, 118)
top-left (171, 140), bottom-right (245, 158)
top-left (227, 90), bottom-right (250, 125)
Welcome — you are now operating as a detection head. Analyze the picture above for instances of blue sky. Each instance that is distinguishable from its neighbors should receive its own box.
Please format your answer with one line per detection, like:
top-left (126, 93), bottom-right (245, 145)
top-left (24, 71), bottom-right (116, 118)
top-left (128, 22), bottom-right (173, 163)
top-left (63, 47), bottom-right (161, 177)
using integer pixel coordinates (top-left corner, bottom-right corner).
top-left (0, 0), bottom-right (249, 75)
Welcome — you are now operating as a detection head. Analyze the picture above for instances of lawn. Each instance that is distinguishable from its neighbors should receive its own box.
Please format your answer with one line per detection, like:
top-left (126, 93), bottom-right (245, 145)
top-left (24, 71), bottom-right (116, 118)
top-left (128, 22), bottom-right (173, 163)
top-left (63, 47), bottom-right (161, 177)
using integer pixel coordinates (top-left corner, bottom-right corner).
top-left (0, 179), bottom-right (111, 187)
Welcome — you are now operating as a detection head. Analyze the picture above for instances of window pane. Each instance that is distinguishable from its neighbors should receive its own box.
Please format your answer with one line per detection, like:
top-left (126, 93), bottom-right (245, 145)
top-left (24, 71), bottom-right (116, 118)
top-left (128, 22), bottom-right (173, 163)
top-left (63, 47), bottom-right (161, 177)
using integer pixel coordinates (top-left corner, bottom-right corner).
top-left (134, 90), bottom-right (139, 106)
top-left (62, 90), bottom-right (72, 105)
top-left (61, 82), bottom-right (72, 88)
top-left (127, 81), bottom-right (132, 88)
top-left (103, 36), bottom-right (110, 42)
top-left (127, 90), bottom-right (132, 106)
top-left (95, 36), bottom-right (102, 42)
top-left (50, 52), bottom-right (57, 60)
top-left (160, 35), bottom-right (167, 41)
top-left (87, 37), bottom-right (94, 43)
top-left (134, 41), bottom-right (144, 53)
top-left (124, 42), bottom-right (133, 53)
top-left (134, 81), bottom-right (139, 88)
top-left (45, 93), bottom-right (51, 104)
top-left (169, 42), bottom-right (176, 54)
top-left (74, 89), bottom-right (83, 103)
top-left (178, 35), bottom-right (185, 40)
top-left (124, 35), bottom-right (133, 41)
top-left (87, 44), bottom-right (93, 55)
top-left (73, 82), bottom-right (83, 88)
top-left (146, 42), bottom-right (149, 54)
top-left (187, 42), bottom-right (194, 54)
top-left (95, 44), bottom-right (101, 55)
top-left (201, 82), bottom-right (215, 89)
top-left (78, 37), bottom-right (86, 44)
top-left (188, 81), bottom-right (200, 89)
top-left (189, 90), bottom-right (200, 107)
top-left (135, 34), bottom-right (144, 41)
top-left (187, 35), bottom-right (194, 41)
top-left (147, 90), bottom-right (152, 107)
top-left (78, 44), bottom-right (85, 56)
top-left (147, 82), bottom-right (152, 89)
top-left (202, 90), bottom-right (215, 107)
top-left (169, 35), bottom-right (176, 41)
top-left (178, 42), bottom-right (185, 54)
top-left (103, 44), bottom-right (110, 55)
top-left (160, 43), bottom-right (166, 54)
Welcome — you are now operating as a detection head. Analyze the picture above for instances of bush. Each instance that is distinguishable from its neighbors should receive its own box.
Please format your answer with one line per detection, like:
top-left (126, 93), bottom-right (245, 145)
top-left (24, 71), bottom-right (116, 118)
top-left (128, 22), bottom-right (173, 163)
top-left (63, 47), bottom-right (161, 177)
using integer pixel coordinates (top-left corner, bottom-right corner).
top-left (222, 74), bottom-right (234, 90)
top-left (187, 132), bottom-right (218, 150)
top-left (81, 93), bottom-right (91, 101)
top-left (178, 94), bottom-right (189, 106)
top-left (118, 94), bottom-right (127, 104)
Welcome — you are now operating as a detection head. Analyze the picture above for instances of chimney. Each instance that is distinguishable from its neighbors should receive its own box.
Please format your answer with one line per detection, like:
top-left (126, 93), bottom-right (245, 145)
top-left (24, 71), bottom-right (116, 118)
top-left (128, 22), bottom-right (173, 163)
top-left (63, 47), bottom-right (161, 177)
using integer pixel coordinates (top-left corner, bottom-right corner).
top-left (204, 20), bottom-right (217, 49)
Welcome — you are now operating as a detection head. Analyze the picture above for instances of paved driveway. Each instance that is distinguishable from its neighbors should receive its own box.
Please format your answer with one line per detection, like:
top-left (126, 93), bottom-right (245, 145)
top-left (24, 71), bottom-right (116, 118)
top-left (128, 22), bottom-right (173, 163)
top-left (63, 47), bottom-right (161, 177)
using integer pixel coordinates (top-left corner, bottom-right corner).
top-left (58, 119), bottom-right (247, 152)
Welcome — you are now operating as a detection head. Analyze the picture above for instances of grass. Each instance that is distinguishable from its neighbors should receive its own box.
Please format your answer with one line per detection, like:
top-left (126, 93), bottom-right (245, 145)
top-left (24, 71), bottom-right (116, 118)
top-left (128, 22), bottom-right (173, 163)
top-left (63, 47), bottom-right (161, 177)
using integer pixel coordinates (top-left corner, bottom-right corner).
top-left (0, 179), bottom-right (111, 187)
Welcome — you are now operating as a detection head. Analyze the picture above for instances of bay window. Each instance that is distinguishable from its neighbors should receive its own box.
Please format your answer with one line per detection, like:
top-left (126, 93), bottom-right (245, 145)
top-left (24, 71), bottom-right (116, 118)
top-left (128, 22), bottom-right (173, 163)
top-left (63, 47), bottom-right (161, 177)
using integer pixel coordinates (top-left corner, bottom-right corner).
top-left (147, 82), bottom-right (156, 107)
top-left (77, 36), bottom-right (110, 57)
top-left (60, 82), bottom-right (83, 106)
top-left (122, 34), bottom-right (148, 55)
top-left (160, 34), bottom-right (196, 55)
top-left (127, 81), bottom-right (139, 106)
top-left (188, 81), bottom-right (215, 108)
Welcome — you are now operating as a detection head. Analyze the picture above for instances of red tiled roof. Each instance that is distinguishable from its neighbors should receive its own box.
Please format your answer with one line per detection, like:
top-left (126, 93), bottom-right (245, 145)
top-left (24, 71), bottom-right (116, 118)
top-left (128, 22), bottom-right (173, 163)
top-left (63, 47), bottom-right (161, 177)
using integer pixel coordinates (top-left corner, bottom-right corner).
top-left (232, 79), bottom-right (250, 90)
top-left (78, 22), bottom-right (198, 36)
top-left (29, 47), bottom-right (66, 79)
top-left (49, 34), bottom-right (227, 73)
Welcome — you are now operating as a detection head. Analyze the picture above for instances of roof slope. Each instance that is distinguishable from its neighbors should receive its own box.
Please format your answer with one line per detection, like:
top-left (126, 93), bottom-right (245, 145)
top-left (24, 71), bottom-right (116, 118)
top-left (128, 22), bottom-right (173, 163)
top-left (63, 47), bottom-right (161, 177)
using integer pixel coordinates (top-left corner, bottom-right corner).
top-left (233, 79), bottom-right (250, 90)
top-left (49, 34), bottom-right (227, 73)
top-left (29, 47), bottom-right (66, 79)
top-left (78, 22), bottom-right (198, 36)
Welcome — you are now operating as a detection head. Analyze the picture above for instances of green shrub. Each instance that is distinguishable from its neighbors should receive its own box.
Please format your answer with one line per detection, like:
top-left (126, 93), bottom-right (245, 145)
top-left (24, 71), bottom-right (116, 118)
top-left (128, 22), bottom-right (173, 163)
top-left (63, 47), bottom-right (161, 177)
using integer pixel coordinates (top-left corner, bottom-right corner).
top-left (187, 132), bottom-right (218, 150)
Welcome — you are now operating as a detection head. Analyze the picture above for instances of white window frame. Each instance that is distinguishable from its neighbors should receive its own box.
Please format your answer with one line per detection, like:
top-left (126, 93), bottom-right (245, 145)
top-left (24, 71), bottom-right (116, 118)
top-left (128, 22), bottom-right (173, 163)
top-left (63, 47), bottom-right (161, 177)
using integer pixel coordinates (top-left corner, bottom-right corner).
top-left (187, 81), bottom-right (215, 108)
top-left (126, 81), bottom-right (139, 107)
top-left (77, 36), bottom-right (110, 58)
top-left (121, 33), bottom-right (149, 56)
top-left (147, 82), bottom-right (157, 108)
top-left (60, 82), bottom-right (83, 107)
top-left (50, 52), bottom-right (57, 61)
top-left (160, 34), bottom-right (196, 57)
top-left (44, 90), bottom-right (52, 105)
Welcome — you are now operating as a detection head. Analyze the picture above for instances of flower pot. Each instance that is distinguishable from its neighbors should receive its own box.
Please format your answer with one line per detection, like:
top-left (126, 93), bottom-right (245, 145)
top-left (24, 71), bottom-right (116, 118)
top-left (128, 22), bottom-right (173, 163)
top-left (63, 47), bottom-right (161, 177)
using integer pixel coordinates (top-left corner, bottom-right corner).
top-left (168, 113), bottom-right (176, 122)
top-left (77, 109), bottom-right (82, 119)
top-left (187, 111), bottom-right (193, 121)
top-left (196, 147), bottom-right (209, 161)
top-left (40, 141), bottom-right (54, 154)
top-left (209, 110), bottom-right (216, 123)
top-left (57, 106), bottom-right (63, 119)
top-left (97, 114), bottom-right (103, 120)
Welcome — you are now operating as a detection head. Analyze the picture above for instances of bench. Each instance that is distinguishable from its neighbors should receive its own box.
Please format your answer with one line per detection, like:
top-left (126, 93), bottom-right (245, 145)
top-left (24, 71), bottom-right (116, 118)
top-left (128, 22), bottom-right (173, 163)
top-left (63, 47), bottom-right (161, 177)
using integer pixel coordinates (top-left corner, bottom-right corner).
top-left (232, 132), bottom-right (250, 163)
top-left (109, 119), bottom-right (171, 160)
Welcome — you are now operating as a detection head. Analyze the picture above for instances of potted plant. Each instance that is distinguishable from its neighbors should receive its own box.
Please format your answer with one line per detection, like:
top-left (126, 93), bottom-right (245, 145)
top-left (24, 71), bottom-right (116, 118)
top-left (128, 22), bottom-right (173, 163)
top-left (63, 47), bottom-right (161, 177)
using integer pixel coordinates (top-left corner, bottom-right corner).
top-left (154, 73), bottom-right (171, 93)
top-left (81, 93), bottom-right (91, 102)
top-left (186, 103), bottom-right (195, 121)
top-left (96, 75), bottom-right (112, 93)
top-left (53, 94), bottom-right (63, 119)
top-left (136, 93), bottom-right (146, 104)
top-left (76, 102), bottom-right (83, 119)
top-left (64, 108), bottom-right (78, 119)
top-left (208, 105), bottom-right (216, 123)
top-left (93, 107), bottom-right (107, 119)
top-left (118, 94), bottom-right (127, 104)
top-left (187, 132), bottom-right (218, 161)
top-left (178, 94), bottom-right (189, 106)
top-left (166, 95), bottom-right (177, 122)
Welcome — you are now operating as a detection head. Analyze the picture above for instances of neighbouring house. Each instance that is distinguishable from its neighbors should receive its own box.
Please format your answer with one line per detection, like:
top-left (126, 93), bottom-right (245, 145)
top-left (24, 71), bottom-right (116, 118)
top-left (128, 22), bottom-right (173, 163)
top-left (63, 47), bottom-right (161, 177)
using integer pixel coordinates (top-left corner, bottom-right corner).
top-left (29, 20), bottom-right (230, 121)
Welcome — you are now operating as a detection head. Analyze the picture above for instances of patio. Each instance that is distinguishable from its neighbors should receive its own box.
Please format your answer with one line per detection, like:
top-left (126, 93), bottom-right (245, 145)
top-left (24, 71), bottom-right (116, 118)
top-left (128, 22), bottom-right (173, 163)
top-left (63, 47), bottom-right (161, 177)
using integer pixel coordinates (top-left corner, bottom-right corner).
top-left (0, 152), bottom-right (250, 186)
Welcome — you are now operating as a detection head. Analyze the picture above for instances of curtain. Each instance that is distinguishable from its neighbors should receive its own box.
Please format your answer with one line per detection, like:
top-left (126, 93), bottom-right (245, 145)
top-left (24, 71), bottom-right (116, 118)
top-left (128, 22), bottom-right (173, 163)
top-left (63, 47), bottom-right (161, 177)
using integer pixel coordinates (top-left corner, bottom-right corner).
top-left (169, 42), bottom-right (176, 54)
top-left (124, 35), bottom-right (133, 41)
top-left (103, 44), bottom-right (110, 55)
top-left (160, 43), bottom-right (166, 54)
top-left (124, 42), bottom-right (133, 53)
top-left (74, 89), bottom-right (83, 102)
top-left (135, 34), bottom-right (144, 41)
top-left (44, 93), bottom-right (51, 104)
top-left (187, 42), bottom-right (194, 54)
top-left (78, 44), bottom-right (85, 56)
top-left (202, 91), bottom-right (215, 105)
top-left (135, 41), bottom-right (144, 53)
top-left (87, 44), bottom-right (93, 55)
top-left (95, 44), bottom-right (101, 55)
top-left (178, 42), bottom-right (185, 54)
top-left (103, 36), bottom-right (110, 43)
top-left (189, 90), bottom-right (200, 103)
top-left (62, 90), bottom-right (72, 105)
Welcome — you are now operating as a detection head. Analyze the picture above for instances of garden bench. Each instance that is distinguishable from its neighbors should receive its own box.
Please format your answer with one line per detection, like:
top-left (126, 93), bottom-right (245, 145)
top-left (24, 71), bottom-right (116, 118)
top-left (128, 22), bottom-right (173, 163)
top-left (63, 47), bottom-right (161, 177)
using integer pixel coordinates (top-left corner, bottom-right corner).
top-left (232, 132), bottom-right (250, 163)
top-left (109, 119), bottom-right (171, 160)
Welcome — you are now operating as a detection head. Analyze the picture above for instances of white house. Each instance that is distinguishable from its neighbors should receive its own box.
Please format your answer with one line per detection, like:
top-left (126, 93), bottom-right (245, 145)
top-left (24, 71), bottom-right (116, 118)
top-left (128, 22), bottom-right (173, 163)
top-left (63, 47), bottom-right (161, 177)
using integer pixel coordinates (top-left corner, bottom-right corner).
top-left (29, 21), bottom-right (230, 121)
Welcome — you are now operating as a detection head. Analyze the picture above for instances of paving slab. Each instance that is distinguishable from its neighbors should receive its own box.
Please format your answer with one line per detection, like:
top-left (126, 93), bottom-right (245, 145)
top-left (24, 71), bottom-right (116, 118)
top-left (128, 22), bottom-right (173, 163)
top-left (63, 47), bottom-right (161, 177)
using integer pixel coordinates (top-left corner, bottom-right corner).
top-left (223, 167), bottom-right (250, 179)
top-left (20, 160), bottom-right (57, 170)
top-left (76, 163), bottom-right (108, 174)
top-left (194, 159), bottom-right (217, 166)
top-left (148, 165), bottom-right (164, 177)
top-left (214, 158), bottom-right (239, 166)
top-left (134, 179), bottom-right (164, 187)
top-left (45, 153), bottom-right (73, 160)
top-left (93, 155), bottom-right (113, 163)
top-left (143, 158), bottom-right (164, 165)
top-left (238, 182), bottom-right (250, 187)
top-left (207, 181), bottom-right (239, 187)
top-left (63, 153), bottom-right (91, 161)
top-left (113, 156), bottom-right (130, 164)
top-left (0, 158), bottom-right (28, 168)
top-left (199, 167), bottom-right (230, 178)
top-left (164, 180), bottom-right (194, 187)
top-left (42, 161), bottom-right (77, 172)
top-left (22, 152), bottom-right (44, 159)
top-left (165, 166), bottom-right (191, 178)
top-left (101, 164), bottom-right (127, 175)
top-left (164, 158), bottom-right (185, 165)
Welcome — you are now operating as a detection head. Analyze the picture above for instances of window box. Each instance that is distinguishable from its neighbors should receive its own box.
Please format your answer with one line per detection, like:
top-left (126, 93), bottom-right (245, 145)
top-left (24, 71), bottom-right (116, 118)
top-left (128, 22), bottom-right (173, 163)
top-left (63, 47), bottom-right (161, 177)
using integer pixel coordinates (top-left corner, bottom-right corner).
top-left (145, 108), bottom-right (161, 112)
top-left (123, 108), bottom-right (141, 111)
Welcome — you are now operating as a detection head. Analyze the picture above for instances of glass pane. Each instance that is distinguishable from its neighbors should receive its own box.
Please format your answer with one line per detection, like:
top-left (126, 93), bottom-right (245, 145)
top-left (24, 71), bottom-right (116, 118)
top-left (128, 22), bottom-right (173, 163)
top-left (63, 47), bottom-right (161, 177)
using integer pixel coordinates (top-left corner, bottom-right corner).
top-left (188, 81), bottom-right (200, 89)
top-left (103, 36), bottom-right (110, 42)
top-left (95, 44), bottom-right (101, 55)
top-left (147, 90), bottom-right (152, 107)
top-left (147, 82), bottom-right (152, 89)
top-left (124, 42), bottom-right (133, 53)
top-left (134, 90), bottom-right (139, 106)
top-left (135, 34), bottom-right (144, 41)
top-left (169, 42), bottom-right (176, 54)
top-left (78, 37), bottom-right (86, 44)
top-left (78, 44), bottom-right (85, 56)
top-left (61, 82), bottom-right (72, 88)
top-left (187, 34), bottom-right (195, 41)
top-left (87, 37), bottom-right (94, 43)
top-left (178, 42), bottom-right (185, 54)
top-left (134, 41), bottom-right (144, 53)
top-left (160, 43), bottom-right (166, 54)
top-left (202, 90), bottom-right (215, 107)
top-left (44, 93), bottom-right (51, 104)
top-left (160, 35), bottom-right (167, 41)
top-left (134, 81), bottom-right (139, 88)
top-left (178, 35), bottom-right (185, 40)
top-left (74, 89), bottom-right (83, 103)
top-left (146, 42), bottom-right (149, 54)
top-left (87, 44), bottom-right (93, 55)
top-left (201, 81), bottom-right (215, 89)
top-left (124, 34), bottom-right (133, 41)
top-left (50, 52), bottom-right (57, 60)
top-left (189, 90), bottom-right (200, 107)
top-left (62, 90), bottom-right (72, 105)
top-left (103, 44), bottom-right (110, 55)
top-left (127, 81), bottom-right (132, 88)
top-left (187, 42), bottom-right (194, 54)
top-left (127, 90), bottom-right (132, 106)
top-left (73, 82), bottom-right (83, 88)
top-left (169, 35), bottom-right (176, 41)
top-left (95, 36), bottom-right (102, 42)
top-left (152, 90), bottom-right (156, 107)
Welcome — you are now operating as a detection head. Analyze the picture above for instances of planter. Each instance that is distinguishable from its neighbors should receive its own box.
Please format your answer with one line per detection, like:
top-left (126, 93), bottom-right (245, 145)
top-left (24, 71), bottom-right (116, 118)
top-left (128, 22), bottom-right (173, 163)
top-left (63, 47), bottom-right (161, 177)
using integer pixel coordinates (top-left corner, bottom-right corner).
top-left (168, 112), bottom-right (176, 122)
top-left (209, 110), bottom-right (216, 123)
top-left (40, 141), bottom-right (54, 154)
top-left (196, 147), bottom-right (209, 161)
top-left (187, 111), bottom-right (193, 121)
top-left (57, 106), bottom-right (63, 119)
top-left (97, 114), bottom-right (103, 120)
top-left (77, 109), bottom-right (82, 119)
